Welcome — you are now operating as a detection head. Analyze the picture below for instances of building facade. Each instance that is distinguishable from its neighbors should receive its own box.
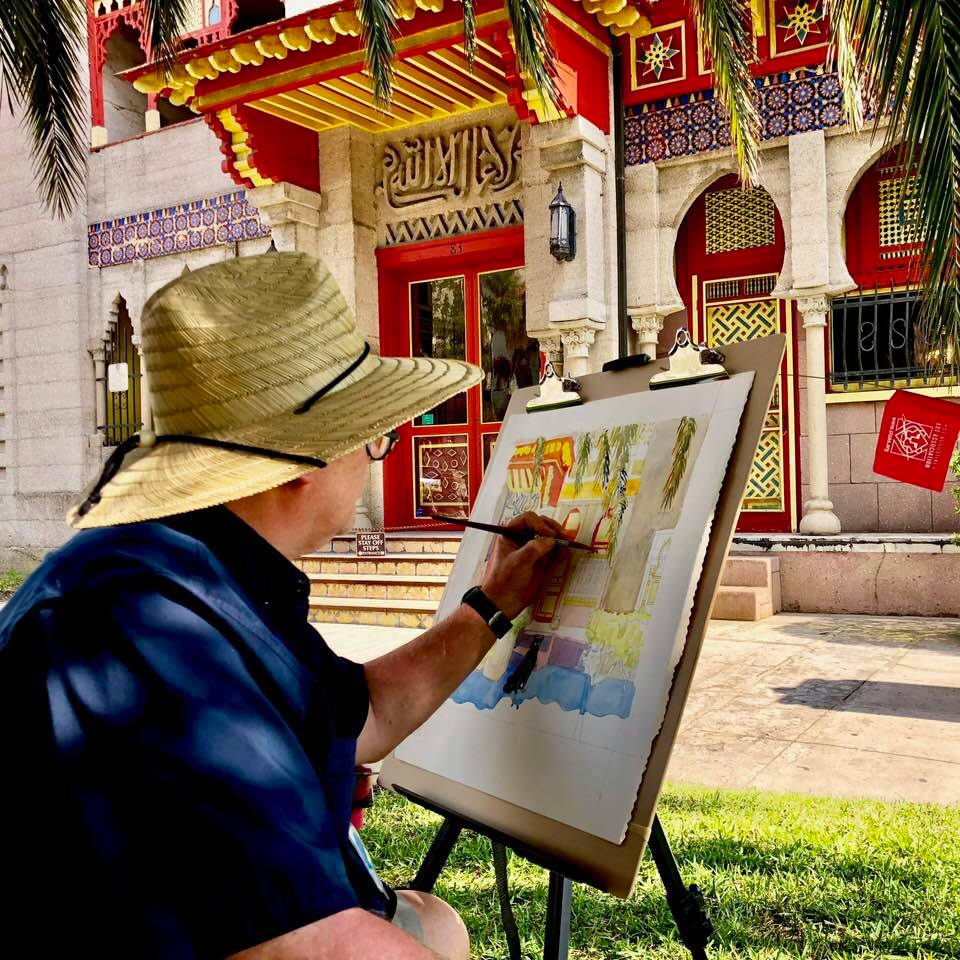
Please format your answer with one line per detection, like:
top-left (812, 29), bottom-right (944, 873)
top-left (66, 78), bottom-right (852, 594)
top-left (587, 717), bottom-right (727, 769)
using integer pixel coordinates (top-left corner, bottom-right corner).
top-left (0, 0), bottom-right (956, 569)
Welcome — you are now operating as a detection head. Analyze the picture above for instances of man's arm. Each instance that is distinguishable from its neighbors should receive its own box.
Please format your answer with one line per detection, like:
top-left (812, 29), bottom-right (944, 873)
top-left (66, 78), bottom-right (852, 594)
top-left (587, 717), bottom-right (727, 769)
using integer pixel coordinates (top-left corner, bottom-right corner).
top-left (357, 513), bottom-right (565, 763)
top-left (229, 907), bottom-right (442, 960)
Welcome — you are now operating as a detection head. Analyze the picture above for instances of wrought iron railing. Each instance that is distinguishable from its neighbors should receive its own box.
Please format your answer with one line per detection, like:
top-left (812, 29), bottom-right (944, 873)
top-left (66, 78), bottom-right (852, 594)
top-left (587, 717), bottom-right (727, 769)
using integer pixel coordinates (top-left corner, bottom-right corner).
top-left (829, 285), bottom-right (955, 390)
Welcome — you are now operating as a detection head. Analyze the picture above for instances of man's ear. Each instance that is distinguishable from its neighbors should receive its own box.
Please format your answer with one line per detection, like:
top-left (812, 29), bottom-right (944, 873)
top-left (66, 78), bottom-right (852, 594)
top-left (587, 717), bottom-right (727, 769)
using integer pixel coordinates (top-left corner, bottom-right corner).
top-left (283, 470), bottom-right (320, 491)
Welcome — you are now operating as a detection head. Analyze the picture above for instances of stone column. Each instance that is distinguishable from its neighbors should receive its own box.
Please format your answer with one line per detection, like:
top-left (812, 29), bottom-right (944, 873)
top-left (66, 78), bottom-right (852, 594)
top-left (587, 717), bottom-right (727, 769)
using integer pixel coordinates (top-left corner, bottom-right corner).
top-left (524, 116), bottom-right (609, 371)
top-left (797, 295), bottom-right (841, 535)
top-left (132, 334), bottom-right (152, 432)
top-left (560, 327), bottom-right (596, 379)
top-left (630, 312), bottom-right (663, 359)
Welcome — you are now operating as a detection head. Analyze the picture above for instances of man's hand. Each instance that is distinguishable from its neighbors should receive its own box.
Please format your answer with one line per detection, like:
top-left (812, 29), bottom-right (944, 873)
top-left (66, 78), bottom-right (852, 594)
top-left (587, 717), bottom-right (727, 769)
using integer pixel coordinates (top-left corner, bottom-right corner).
top-left (480, 512), bottom-right (568, 619)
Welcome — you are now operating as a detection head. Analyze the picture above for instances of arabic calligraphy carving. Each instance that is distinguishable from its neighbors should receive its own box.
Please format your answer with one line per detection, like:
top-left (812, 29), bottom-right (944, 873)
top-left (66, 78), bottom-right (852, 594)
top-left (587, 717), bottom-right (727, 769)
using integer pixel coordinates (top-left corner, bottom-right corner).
top-left (379, 124), bottom-right (521, 210)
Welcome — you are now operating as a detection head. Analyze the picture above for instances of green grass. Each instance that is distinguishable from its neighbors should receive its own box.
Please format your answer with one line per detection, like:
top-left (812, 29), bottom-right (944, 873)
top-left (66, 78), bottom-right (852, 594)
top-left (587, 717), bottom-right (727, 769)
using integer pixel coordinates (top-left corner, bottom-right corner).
top-left (0, 569), bottom-right (26, 594)
top-left (363, 784), bottom-right (959, 959)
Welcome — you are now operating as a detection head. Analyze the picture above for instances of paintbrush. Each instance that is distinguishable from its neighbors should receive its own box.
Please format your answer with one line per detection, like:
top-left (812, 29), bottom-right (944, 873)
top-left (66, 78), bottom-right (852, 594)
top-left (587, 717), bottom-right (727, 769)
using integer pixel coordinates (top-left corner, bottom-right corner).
top-left (423, 511), bottom-right (595, 551)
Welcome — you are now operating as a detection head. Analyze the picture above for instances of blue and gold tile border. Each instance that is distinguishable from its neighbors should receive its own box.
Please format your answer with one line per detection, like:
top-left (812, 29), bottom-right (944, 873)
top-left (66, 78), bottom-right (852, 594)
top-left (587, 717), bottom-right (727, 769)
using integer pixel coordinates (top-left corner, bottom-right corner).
top-left (88, 190), bottom-right (272, 268)
top-left (625, 68), bottom-right (845, 166)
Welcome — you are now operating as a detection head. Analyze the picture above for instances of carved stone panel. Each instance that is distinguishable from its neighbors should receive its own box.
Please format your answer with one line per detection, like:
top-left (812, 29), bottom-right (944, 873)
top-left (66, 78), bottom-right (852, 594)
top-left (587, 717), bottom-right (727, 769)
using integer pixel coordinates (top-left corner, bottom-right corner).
top-left (377, 123), bottom-right (522, 211)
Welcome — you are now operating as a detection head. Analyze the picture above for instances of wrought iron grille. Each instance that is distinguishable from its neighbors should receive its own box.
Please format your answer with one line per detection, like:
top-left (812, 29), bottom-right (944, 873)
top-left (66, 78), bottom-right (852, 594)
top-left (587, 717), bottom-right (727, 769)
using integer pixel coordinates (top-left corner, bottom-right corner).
top-left (97, 301), bottom-right (143, 446)
top-left (829, 285), bottom-right (951, 390)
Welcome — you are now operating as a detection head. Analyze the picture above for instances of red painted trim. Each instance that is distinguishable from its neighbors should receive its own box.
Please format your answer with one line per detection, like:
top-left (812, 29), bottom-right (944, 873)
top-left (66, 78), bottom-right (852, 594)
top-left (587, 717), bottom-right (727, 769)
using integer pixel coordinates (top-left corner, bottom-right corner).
top-left (844, 147), bottom-right (924, 290)
top-left (377, 226), bottom-right (525, 529)
top-left (675, 174), bottom-right (801, 533)
top-left (621, 1), bottom-right (832, 107)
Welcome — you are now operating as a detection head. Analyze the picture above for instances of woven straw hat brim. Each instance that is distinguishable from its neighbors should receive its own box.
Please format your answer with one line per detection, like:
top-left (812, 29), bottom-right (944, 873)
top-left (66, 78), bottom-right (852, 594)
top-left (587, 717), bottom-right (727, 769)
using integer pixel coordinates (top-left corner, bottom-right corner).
top-left (69, 355), bottom-right (482, 528)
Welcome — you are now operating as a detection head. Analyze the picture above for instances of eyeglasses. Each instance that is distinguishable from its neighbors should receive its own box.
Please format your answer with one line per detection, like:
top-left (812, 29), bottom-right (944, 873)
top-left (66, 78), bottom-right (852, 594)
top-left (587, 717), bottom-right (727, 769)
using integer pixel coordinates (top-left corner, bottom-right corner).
top-left (366, 431), bottom-right (399, 462)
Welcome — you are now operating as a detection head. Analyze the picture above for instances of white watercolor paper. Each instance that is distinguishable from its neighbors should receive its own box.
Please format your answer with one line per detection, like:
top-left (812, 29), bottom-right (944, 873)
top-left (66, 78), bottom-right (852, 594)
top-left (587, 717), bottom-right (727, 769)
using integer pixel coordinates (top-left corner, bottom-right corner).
top-left (394, 373), bottom-right (754, 843)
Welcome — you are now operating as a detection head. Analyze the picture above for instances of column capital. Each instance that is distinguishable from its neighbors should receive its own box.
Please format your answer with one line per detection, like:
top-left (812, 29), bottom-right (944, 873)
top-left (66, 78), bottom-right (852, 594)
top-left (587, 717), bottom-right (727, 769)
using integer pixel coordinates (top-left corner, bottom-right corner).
top-left (630, 313), bottom-right (663, 341)
top-left (796, 294), bottom-right (830, 325)
top-left (532, 332), bottom-right (563, 366)
top-left (560, 326), bottom-right (596, 359)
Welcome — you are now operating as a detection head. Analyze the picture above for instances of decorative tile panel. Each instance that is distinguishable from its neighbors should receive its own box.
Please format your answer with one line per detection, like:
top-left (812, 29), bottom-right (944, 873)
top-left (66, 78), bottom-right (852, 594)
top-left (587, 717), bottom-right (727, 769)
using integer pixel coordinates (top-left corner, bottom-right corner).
top-left (87, 191), bottom-right (271, 268)
top-left (624, 68), bottom-right (844, 165)
top-left (705, 188), bottom-right (776, 254)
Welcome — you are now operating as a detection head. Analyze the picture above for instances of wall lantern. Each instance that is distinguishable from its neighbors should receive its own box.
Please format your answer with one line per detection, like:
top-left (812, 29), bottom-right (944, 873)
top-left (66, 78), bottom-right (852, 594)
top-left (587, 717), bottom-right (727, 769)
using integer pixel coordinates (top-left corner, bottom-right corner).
top-left (549, 183), bottom-right (576, 262)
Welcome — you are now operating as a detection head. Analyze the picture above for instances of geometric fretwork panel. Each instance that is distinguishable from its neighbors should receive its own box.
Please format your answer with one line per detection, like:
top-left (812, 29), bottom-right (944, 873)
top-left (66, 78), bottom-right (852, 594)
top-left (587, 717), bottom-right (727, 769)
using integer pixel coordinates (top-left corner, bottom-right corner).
top-left (743, 423), bottom-right (785, 511)
top-left (878, 176), bottom-right (921, 249)
top-left (706, 299), bottom-right (779, 345)
top-left (706, 296), bottom-right (785, 513)
top-left (705, 188), bottom-right (776, 255)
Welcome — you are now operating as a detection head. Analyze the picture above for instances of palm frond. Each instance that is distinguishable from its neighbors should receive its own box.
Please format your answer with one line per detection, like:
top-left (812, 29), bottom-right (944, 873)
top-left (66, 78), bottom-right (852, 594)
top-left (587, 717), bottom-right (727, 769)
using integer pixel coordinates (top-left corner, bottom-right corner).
top-left (140, 0), bottom-right (191, 65)
top-left (0, 1), bottom-right (189, 217)
top-left (830, 0), bottom-right (960, 369)
top-left (462, 0), bottom-right (477, 63)
top-left (661, 417), bottom-right (697, 511)
top-left (505, 0), bottom-right (556, 107)
top-left (0, 0), bottom-right (86, 218)
top-left (825, 0), bottom-right (863, 132)
top-left (357, 0), bottom-right (397, 105)
top-left (691, 0), bottom-right (760, 185)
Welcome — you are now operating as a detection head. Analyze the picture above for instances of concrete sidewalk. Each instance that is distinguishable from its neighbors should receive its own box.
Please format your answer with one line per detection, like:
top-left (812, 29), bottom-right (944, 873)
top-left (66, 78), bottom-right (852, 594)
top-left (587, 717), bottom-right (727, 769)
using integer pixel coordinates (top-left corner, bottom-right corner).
top-left (320, 613), bottom-right (960, 806)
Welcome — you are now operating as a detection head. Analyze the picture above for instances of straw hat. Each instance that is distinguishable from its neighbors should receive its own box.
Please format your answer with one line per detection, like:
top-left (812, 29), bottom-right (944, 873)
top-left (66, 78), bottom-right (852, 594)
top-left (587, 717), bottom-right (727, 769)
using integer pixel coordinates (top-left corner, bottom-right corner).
top-left (69, 251), bottom-right (482, 528)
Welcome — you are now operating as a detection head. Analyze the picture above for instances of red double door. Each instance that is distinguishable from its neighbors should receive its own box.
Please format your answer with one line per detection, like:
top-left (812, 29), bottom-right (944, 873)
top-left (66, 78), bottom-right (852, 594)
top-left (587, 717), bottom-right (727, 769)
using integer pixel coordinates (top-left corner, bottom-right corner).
top-left (377, 227), bottom-right (537, 529)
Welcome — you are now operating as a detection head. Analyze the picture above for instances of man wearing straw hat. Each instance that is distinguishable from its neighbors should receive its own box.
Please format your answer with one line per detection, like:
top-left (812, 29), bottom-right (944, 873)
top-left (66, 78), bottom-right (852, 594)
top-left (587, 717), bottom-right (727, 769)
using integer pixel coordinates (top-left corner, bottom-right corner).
top-left (0, 253), bottom-right (564, 959)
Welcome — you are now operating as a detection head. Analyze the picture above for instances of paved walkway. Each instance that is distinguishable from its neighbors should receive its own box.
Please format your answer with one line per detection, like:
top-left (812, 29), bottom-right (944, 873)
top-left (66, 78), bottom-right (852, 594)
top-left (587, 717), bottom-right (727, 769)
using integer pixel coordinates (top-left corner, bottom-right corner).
top-left (320, 613), bottom-right (960, 806)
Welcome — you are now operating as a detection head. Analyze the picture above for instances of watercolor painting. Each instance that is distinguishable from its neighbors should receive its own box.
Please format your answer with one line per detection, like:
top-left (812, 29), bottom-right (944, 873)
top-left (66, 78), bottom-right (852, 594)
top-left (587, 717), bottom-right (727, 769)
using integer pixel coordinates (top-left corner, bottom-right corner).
top-left (394, 374), bottom-right (753, 843)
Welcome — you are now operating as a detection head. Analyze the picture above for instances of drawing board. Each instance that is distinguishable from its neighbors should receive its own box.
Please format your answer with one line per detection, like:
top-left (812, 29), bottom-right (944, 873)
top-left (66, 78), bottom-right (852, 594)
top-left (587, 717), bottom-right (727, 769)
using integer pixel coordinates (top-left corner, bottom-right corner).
top-left (380, 335), bottom-right (786, 895)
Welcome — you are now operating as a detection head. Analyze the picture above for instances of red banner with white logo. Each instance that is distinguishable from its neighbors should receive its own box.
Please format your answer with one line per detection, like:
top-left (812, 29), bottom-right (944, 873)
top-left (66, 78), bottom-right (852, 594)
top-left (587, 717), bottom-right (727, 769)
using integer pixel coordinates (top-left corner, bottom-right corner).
top-left (874, 390), bottom-right (960, 491)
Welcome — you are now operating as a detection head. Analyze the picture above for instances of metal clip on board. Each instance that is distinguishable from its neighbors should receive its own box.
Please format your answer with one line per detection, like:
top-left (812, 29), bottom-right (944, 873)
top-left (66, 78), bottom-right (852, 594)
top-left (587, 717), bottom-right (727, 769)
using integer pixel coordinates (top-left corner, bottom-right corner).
top-left (649, 329), bottom-right (728, 390)
top-left (526, 361), bottom-right (583, 412)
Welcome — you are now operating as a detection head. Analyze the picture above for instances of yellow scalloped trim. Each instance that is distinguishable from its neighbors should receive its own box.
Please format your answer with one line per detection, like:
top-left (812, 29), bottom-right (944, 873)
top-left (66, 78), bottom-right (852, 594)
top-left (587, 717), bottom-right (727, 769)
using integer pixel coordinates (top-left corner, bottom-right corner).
top-left (131, 0), bottom-right (644, 104)
top-left (216, 109), bottom-right (275, 188)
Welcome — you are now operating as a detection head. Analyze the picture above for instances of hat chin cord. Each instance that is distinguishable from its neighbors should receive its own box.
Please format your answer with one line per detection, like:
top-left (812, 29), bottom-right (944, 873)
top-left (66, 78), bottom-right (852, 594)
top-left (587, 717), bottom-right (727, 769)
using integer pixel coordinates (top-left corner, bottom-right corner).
top-left (77, 342), bottom-right (372, 519)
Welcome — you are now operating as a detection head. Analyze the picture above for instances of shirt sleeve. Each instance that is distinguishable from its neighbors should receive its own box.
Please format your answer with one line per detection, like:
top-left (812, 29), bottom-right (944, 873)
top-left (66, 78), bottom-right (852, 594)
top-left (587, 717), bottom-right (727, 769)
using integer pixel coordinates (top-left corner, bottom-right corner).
top-left (46, 583), bottom-right (363, 958)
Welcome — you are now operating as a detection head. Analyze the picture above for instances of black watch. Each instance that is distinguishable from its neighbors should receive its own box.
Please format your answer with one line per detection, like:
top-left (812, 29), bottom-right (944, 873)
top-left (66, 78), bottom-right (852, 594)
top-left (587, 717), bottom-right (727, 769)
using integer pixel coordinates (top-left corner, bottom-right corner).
top-left (461, 586), bottom-right (514, 638)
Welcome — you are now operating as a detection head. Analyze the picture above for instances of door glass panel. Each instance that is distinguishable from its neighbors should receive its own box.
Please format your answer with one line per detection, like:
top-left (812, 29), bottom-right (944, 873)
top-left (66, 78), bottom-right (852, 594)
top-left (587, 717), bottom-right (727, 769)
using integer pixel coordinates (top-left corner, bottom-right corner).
top-left (414, 433), bottom-right (469, 518)
top-left (411, 277), bottom-right (467, 425)
top-left (479, 269), bottom-right (538, 423)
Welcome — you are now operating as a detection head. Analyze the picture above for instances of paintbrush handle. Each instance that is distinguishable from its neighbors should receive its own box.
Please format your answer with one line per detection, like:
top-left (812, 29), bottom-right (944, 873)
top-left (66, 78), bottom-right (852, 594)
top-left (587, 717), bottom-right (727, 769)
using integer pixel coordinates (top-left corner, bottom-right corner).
top-left (424, 512), bottom-right (593, 551)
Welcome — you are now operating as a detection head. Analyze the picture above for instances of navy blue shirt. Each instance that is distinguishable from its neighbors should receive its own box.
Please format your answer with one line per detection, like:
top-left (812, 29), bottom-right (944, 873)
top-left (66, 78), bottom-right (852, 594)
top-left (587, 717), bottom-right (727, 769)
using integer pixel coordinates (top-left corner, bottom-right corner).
top-left (0, 507), bottom-right (387, 957)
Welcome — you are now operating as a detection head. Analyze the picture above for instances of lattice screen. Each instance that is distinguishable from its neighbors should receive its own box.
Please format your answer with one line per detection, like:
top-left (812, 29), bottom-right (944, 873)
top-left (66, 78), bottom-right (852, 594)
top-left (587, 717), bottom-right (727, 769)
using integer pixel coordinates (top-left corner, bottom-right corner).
top-left (706, 296), bottom-right (785, 512)
top-left (705, 188), bottom-right (776, 255)
top-left (878, 177), bottom-right (921, 249)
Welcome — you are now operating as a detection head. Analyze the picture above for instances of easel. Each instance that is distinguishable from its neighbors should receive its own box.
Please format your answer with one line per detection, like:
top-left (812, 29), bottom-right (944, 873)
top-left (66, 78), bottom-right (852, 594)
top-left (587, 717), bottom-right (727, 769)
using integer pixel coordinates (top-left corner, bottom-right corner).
top-left (381, 335), bottom-right (786, 960)
top-left (400, 787), bottom-right (712, 960)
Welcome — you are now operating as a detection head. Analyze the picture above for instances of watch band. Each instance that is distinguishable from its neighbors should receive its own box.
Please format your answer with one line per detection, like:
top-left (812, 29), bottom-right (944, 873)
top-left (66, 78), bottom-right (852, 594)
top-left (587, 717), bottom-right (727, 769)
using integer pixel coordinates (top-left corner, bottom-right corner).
top-left (461, 586), bottom-right (514, 638)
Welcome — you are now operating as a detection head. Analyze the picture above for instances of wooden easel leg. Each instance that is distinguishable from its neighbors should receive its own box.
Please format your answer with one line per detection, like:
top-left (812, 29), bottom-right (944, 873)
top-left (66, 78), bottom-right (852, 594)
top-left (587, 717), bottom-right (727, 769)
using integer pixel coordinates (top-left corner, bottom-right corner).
top-left (648, 815), bottom-right (712, 960)
top-left (409, 818), bottom-right (463, 893)
top-left (542, 871), bottom-right (572, 960)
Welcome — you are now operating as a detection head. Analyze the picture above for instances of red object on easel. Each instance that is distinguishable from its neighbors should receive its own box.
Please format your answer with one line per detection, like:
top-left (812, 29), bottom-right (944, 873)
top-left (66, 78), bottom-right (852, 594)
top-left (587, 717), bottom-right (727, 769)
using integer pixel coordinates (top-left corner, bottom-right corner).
top-left (874, 390), bottom-right (960, 491)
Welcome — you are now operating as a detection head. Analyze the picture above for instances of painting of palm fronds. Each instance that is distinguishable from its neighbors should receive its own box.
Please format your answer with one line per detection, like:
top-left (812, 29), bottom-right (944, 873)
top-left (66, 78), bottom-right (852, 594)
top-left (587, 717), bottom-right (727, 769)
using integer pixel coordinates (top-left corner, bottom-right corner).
top-left (661, 417), bottom-right (698, 511)
top-left (572, 431), bottom-right (593, 497)
top-left (532, 436), bottom-right (547, 504)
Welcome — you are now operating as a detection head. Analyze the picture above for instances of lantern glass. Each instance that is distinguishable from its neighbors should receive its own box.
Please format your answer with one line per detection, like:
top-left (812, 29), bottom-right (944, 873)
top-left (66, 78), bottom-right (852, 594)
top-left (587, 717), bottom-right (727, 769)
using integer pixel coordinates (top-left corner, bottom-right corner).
top-left (549, 183), bottom-right (576, 262)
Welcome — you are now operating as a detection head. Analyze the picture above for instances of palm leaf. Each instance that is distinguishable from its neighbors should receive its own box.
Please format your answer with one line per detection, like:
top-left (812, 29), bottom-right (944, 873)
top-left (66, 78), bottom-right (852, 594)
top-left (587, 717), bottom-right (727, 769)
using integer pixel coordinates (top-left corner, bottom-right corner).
top-left (140, 0), bottom-right (192, 65)
top-left (462, 0), bottom-right (478, 63)
top-left (829, 0), bottom-right (960, 371)
top-left (505, 0), bottom-right (557, 107)
top-left (357, 0), bottom-right (397, 106)
top-left (0, 0), bottom-right (189, 217)
top-left (691, 0), bottom-right (760, 185)
top-left (661, 417), bottom-right (697, 510)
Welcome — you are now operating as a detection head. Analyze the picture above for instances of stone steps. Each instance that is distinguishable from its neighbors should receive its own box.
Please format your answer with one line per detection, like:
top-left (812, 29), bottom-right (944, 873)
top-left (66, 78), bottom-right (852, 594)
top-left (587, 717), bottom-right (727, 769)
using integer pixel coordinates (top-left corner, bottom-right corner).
top-left (713, 556), bottom-right (781, 621)
top-left (302, 532), bottom-right (458, 628)
top-left (303, 537), bottom-right (782, 627)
